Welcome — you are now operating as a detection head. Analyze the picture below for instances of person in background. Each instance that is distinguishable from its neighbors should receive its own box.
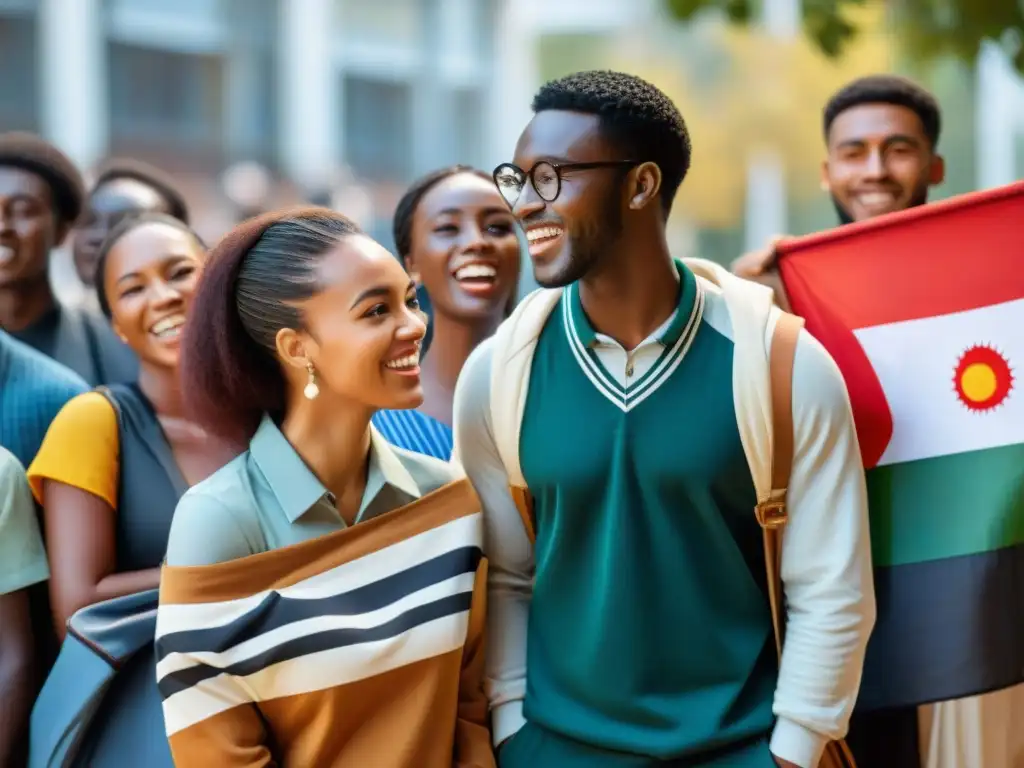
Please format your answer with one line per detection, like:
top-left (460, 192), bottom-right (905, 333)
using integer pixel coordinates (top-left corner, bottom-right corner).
top-left (734, 73), bottom-right (1024, 768)
top-left (455, 70), bottom-right (874, 768)
top-left (0, 331), bottom-right (86, 468)
top-left (732, 74), bottom-right (945, 311)
top-left (374, 165), bottom-right (521, 459)
top-left (27, 213), bottom-right (234, 766)
top-left (0, 446), bottom-right (50, 768)
top-left (157, 208), bottom-right (492, 767)
top-left (73, 158), bottom-right (190, 289)
top-left (0, 132), bottom-right (136, 385)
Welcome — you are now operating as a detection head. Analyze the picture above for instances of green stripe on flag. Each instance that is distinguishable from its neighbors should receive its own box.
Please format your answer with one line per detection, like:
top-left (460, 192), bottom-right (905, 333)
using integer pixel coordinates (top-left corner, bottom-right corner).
top-left (867, 442), bottom-right (1024, 568)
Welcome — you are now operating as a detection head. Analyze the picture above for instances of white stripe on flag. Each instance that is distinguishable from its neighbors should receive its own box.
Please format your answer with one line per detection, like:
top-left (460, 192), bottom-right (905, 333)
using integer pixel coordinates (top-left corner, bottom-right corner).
top-left (854, 298), bottom-right (1024, 466)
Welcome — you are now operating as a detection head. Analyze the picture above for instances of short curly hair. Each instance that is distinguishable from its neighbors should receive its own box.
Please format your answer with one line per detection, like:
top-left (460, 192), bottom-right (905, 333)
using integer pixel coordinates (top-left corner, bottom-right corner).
top-left (824, 75), bottom-right (941, 149)
top-left (0, 132), bottom-right (85, 228)
top-left (93, 157), bottom-right (190, 224)
top-left (531, 70), bottom-right (691, 214)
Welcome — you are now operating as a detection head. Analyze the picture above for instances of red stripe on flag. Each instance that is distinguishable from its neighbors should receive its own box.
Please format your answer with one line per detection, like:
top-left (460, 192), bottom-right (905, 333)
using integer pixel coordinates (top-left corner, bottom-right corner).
top-left (785, 272), bottom-right (894, 468)
top-left (778, 182), bottom-right (1024, 329)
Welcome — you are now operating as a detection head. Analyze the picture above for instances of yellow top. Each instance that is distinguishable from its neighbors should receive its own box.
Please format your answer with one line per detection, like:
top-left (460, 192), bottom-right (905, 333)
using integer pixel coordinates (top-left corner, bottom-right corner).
top-left (27, 392), bottom-right (120, 510)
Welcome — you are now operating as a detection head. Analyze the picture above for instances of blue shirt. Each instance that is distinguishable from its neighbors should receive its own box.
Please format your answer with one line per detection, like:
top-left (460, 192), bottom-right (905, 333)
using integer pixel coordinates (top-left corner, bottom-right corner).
top-left (372, 408), bottom-right (453, 460)
top-left (0, 332), bottom-right (88, 466)
top-left (165, 415), bottom-right (459, 567)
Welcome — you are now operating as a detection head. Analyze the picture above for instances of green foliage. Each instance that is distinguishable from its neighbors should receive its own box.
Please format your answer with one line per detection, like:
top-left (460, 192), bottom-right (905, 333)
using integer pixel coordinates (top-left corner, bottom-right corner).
top-left (663, 0), bottom-right (1024, 72)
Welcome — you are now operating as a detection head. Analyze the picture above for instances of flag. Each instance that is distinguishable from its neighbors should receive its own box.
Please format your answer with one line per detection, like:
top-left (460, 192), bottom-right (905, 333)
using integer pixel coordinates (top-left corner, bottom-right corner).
top-left (778, 180), bottom-right (1024, 710)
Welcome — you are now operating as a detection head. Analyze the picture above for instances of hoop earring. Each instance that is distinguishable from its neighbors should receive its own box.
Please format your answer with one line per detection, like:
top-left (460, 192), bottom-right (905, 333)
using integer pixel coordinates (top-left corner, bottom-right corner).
top-left (303, 361), bottom-right (320, 400)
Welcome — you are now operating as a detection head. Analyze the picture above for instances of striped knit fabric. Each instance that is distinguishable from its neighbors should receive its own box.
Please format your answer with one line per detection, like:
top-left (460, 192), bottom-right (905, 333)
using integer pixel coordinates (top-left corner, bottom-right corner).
top-left (373, 408), bottom-right (453, 461)
top-left (156, 478), bottom-right (494, 767)
top-left (0, 331), bottom-right (87, 466)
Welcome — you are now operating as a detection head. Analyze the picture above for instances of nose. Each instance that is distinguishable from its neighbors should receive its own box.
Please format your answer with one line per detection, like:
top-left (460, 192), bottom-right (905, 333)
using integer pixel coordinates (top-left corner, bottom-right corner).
top-left (397, 304), bottom-right (428, 343)
top-left (149, 278), bottom-right (183, 308)
top-left (459, 221), bottom-right (490, 253)
top-left (863, 148), bottom-right (887, 179)
top-left (513, 182), bottom-right (545, 221)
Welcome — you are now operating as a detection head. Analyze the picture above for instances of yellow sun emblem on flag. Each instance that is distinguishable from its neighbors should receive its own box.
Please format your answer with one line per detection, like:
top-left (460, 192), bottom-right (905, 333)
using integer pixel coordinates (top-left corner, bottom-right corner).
top-left (953, 345), bottom-right (1014, 412)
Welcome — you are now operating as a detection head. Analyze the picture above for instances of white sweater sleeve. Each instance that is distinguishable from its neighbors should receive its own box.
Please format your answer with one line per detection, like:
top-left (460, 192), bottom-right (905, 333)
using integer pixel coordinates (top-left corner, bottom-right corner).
top-left (451, 339), bottom-right (533, 747)
top-left (769, 329), bottom-right (877, 768)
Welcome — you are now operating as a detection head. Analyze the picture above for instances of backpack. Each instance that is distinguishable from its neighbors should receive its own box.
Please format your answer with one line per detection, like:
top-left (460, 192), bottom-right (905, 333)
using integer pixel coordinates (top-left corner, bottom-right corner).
top-left (486, 258), bottom-right (856, 768)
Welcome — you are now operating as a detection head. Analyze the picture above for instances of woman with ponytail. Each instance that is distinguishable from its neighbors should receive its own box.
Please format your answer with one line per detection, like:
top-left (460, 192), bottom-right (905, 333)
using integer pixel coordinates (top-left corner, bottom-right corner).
top-left (372, 165), bottom-right (521, 459)
top-left (157, 208), bottom-right (493, 767)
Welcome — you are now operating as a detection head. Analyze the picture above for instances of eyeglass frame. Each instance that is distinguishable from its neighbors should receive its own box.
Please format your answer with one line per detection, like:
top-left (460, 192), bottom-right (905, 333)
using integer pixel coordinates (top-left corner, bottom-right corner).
top-left (492, 160), bottom-right (642, 207)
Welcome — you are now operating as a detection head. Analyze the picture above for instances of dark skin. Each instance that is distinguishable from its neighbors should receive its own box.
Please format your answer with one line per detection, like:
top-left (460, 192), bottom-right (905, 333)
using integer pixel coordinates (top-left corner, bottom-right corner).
top-left (0, 583), bottom-right (34, 766)
top-left (42, 223), bottom-right (238, 642)
top-left (511, 109), bottom-right (677, 351)
top-left (822, 103), bottom-right (944, 222)
top-left (73, 177), bottom-right (171, 287)
top-left (274, 236), bottom-right (427, 525)
top-left (509, 111), bottom-right (800, 768)
top-left (0, 166), bottom-right (66, 332)
top-left (405, 173), bottom-right (520, 425)
top-left (733, 102), bottom-right (945, 311)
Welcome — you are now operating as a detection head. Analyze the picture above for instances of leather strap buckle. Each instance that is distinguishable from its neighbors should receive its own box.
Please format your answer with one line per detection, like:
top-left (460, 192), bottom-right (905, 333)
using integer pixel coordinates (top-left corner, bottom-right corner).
top-left (755, 495), bottom-right (788, 529)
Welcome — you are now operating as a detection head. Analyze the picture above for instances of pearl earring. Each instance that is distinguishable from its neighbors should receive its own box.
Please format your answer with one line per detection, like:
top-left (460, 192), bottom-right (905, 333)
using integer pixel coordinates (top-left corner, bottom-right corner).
top-left (303, 362), bottom-right (320, 400)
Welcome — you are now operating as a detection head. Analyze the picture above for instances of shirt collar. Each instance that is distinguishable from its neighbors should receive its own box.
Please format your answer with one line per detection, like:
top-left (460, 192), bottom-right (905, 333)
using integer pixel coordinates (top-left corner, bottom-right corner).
top-left (567, 259), bottom-right (698, 349)
top-left (358, 426), bottom-right (422, 521)
top-left (250, 415), bottom-right (423, 525)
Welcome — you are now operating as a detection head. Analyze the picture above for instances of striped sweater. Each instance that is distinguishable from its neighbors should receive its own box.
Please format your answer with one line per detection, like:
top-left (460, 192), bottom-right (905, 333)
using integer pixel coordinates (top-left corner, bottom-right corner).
top-left (156, 479), bottom-right (495, 767)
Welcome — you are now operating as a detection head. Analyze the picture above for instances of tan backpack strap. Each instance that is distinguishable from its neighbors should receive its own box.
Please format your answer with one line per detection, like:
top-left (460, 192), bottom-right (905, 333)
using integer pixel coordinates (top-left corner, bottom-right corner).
top-left (509, 486), bottom-right (536, 545)
top-left (757, 311), bottom-right (804, 660)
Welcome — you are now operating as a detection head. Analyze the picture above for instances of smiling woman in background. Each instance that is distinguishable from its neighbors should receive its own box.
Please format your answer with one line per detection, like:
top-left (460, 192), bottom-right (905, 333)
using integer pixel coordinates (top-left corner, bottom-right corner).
top-left (26, 213), bottom-right (237, 766)
top-left (373, 165), bottom-right (521, 459)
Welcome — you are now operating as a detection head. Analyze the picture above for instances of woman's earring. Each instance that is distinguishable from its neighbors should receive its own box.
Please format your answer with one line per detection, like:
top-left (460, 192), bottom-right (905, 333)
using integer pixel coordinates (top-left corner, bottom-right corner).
top-left (303, 361), bottom-right (320, 400)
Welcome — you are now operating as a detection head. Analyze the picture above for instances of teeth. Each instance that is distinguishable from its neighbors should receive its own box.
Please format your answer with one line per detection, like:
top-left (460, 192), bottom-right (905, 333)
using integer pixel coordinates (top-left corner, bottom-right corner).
top-left (385, 353), bottom-right (420, 370)
top-left (455, 264), bottom-right (497, 281)
top-left (0, 245), bottom-right (14, 263)
top-left (859, 192), bottom-right (895, 205)
top-left (526, 226), bottom-right (562, 243)
top-left (151, 315), bottom-right (186, 337)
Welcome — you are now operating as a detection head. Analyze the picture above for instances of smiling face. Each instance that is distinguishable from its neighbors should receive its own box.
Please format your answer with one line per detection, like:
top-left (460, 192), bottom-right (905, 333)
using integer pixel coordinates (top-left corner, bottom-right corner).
top-left (823, 103), bottom-right (944, 222)
top-left (279, 234), bottom-right (428, 412)
top-left (74, 177), bottom-right (170, 286)
top-left (102, 221), bottom-right (205, 369)
top-left (404, 172), bottom-right (520, 322)
top-left (511, 111), bottom-right (628, 288)
top-left (0, 166), bottom-right (60, 289)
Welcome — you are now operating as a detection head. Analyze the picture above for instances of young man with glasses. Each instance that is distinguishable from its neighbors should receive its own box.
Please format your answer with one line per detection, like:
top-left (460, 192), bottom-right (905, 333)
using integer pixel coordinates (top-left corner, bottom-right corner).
top-left (453, 71), bottom-right (876, 767)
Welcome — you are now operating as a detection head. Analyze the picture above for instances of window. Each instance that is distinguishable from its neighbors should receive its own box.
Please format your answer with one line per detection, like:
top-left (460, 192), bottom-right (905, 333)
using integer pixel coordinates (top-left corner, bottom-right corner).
top-left (337, 0), bottom-right (422, 50)
top-left (108, 43), bottom-right (225, 159)
top-left (450, 88), bottom-right (483, 168)
top-left (0, 11), bottom-right (38, 131)
top-left (343, 76), bottom-right (413, 182)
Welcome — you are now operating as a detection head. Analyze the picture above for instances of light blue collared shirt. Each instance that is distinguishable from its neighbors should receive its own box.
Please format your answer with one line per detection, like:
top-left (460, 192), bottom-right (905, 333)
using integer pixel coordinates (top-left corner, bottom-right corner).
top-left (165, 415), bottom-right (460, 567)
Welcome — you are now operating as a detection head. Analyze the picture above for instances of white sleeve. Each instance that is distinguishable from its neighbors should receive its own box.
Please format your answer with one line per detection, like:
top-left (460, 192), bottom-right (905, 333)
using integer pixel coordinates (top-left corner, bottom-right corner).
top-left (451, 339), bottom-right (534, 748)
top-left (769, 329), bottom-right (877, 768)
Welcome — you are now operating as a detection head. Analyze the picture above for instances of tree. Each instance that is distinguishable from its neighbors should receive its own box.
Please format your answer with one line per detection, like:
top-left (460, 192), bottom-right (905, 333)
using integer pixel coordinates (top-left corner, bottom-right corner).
top-left (611, 3), bottom-right (894, 229)
top-left (664, 0), bottom-right (1024, 73)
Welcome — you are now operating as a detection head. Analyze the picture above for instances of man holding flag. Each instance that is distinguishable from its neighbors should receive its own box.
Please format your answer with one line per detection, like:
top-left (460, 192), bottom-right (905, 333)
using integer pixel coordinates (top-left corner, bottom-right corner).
top-left (735, 74), bottom-right (1024, 768)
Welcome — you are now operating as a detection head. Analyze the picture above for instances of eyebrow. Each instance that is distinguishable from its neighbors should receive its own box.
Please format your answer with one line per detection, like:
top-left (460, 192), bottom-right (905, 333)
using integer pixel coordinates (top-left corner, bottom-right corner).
top-left (350, 281), bottom-right (416, 309)
top-left (113, 255), bottom-right (193, 286)
top-left (836, 134), bottom-right (921, 150)
top-left (436, 206), bottom-right (513, 217)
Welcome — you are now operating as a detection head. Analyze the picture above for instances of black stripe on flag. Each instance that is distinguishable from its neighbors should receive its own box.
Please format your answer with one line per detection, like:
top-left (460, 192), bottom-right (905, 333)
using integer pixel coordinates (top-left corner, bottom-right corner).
top-left (857, 542), bottom-right (1024, 710)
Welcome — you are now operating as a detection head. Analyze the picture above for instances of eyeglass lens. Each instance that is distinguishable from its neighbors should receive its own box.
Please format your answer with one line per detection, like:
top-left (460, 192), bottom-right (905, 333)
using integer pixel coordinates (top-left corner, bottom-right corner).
top-left (494, 162), bottom-right (560, 206)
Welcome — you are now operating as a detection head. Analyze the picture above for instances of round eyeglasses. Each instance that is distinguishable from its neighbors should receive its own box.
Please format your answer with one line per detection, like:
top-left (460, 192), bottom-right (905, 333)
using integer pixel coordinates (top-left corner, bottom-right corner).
top-left (492, 160), bottom-right (640, 207)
